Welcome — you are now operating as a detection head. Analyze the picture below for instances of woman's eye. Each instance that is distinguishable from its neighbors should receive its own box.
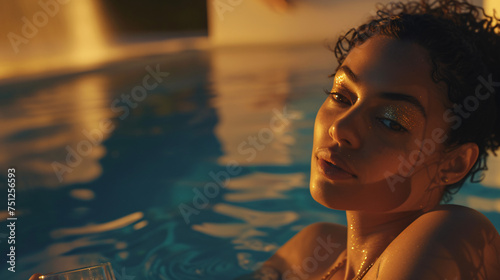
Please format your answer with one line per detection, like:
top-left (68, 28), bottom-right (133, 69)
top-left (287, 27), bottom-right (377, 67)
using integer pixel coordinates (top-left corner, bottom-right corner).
top-left (324, 90), bottom-right (351, 105)
top-left (378, 118), bottom-right (408, 132)
top-left (333, 93), bottom-right (350, 104)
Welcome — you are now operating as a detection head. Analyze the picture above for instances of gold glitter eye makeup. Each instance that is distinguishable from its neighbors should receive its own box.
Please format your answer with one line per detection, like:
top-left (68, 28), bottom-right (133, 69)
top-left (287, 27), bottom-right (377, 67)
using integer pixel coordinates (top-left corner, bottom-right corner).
top-left (380, 104), bottom-right (419, 131)
top-left (334, 74), bottom-right (346, 88)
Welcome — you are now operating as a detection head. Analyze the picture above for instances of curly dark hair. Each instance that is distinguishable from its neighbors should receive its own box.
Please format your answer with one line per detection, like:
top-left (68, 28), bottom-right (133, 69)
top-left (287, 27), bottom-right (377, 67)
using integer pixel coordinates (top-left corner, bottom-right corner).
top-left (331, 0), bottom-right (500, 202)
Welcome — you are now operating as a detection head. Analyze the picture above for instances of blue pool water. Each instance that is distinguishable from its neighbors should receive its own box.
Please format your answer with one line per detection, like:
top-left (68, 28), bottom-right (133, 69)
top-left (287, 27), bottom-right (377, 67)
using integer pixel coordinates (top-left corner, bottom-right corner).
top-left (1, 43), bottom-right (499, 280)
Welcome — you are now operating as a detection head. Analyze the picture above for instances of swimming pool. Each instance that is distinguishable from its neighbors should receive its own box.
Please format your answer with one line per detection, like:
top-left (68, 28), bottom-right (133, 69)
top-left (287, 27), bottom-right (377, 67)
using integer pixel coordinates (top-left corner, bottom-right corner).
top-left (1, 42), bottom-right (499, 280)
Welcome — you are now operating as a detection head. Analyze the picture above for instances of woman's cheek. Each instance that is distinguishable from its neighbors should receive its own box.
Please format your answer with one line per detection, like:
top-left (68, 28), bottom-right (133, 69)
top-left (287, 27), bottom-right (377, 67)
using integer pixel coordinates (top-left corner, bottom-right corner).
top-left (358, 139), bottom-right (410, 181)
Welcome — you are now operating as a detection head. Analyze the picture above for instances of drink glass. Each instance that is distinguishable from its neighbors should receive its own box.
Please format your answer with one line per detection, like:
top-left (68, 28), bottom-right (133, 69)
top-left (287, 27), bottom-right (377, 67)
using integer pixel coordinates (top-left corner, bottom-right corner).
top-left (39, 262), bottom-right (116, 280)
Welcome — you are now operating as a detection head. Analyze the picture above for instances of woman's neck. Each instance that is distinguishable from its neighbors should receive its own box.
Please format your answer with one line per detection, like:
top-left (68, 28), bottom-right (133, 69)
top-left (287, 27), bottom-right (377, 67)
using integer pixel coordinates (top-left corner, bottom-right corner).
top-left (343, 210), bottom-right (423, 279)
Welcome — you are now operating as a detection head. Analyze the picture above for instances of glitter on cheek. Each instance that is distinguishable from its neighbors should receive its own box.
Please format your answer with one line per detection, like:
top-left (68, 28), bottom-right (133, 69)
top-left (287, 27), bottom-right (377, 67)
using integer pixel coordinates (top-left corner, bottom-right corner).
top-left (382, 104), bottom-right (419, 130)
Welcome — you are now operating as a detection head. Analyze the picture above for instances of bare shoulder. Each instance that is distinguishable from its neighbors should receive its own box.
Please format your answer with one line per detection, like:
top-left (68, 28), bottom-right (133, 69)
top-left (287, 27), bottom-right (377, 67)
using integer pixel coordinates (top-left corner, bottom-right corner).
top-left (408, 204), bottom-right (498, 239)
top-left (263, 222), bottom-right (347, 277)
top-left (375, 204), bottom-right (500, 280)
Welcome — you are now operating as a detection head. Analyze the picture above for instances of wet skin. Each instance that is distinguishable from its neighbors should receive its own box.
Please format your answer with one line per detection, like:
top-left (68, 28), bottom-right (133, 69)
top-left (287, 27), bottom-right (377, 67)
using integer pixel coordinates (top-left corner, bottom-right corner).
top-left (262, 36), bottom-right (500, 279)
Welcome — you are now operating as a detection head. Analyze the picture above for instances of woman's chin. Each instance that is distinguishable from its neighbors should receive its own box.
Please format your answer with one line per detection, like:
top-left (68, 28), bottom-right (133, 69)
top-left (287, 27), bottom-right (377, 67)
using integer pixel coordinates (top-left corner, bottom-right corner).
top-left (309, 183), bottom-right (350, 210)
top-left (309, 180), bottom-right (409, 212)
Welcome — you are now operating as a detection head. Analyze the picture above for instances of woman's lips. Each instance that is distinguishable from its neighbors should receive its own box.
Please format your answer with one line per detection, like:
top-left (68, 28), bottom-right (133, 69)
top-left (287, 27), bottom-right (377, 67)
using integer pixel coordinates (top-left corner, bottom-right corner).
top-left (316, 158), bottom-right (357, 181)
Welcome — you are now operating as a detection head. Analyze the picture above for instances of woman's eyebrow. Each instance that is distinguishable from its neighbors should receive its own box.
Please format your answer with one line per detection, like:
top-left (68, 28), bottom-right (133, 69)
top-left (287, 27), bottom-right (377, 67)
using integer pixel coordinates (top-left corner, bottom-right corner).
top-left (379, 92), bottom-right (427, 119)
top-left (337, 65), bottom-right (358, 83)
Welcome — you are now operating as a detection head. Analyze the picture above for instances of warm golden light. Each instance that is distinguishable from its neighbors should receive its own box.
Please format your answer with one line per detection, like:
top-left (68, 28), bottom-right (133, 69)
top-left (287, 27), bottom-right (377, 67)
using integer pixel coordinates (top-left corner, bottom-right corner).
top-left (0, 0), bottom-right (112, 81)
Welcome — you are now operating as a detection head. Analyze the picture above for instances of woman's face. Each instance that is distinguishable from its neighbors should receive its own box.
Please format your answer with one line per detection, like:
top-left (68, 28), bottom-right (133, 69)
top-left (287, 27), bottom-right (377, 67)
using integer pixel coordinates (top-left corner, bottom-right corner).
top-left (310, 36), bottom-right (452, 212)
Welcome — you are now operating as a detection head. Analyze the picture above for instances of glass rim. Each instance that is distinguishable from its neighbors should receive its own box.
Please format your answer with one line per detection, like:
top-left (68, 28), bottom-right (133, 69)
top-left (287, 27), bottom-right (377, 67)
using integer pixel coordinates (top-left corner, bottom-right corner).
top-left (39, 262), bottom-right (112, 278)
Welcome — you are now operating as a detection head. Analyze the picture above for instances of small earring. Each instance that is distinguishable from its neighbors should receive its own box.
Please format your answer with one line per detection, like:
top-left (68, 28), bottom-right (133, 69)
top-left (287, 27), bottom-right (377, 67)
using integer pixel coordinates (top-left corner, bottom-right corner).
top-left (441, 177), bottom-right (449, 183)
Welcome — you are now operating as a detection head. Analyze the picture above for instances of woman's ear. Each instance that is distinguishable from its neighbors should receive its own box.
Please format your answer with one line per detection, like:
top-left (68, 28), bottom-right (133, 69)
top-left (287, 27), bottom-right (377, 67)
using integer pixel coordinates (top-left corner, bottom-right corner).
top-left (439, 143), bottom-right (479, 185)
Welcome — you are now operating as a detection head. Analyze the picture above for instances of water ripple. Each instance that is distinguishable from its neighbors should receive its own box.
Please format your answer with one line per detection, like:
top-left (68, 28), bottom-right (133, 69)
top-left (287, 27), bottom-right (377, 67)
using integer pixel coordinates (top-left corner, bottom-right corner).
top-left (146, 248), bottom-right (239, 280)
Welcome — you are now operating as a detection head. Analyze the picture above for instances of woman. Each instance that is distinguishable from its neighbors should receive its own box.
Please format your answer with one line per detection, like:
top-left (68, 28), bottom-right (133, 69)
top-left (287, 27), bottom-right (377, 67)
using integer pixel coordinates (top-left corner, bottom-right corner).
top-left (243, 0), bottom-right (500, 279)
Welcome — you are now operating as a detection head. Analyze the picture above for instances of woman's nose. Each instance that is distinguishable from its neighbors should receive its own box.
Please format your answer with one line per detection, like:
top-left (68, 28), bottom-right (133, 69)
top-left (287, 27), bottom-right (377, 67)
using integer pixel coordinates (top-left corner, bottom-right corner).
top-left (328, 112), bottom-right (362, 149)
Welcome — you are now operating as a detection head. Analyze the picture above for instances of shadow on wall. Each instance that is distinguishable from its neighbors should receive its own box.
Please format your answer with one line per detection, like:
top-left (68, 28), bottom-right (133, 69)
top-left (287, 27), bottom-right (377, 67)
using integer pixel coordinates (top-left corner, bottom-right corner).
top-left (101, 0), bottom-right (207, 35)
